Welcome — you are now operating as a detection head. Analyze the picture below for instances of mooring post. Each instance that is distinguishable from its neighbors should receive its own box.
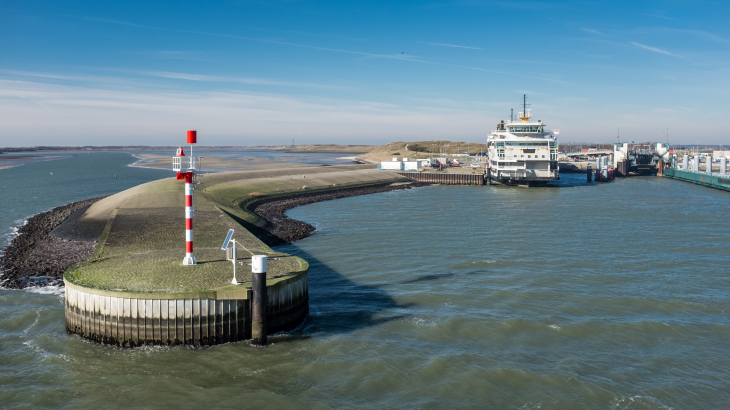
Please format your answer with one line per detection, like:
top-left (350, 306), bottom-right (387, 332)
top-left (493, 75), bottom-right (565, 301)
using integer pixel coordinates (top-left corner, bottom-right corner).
top-left (587, 165), bottom-right (592, 182)
top-left (486, 168), bottom-right (492, 185)
top-left (251, 255), bottom-right (268, 346)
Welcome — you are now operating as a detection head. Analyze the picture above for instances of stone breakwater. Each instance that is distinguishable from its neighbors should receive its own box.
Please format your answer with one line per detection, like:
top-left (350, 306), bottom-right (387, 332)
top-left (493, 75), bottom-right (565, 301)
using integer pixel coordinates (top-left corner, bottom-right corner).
top-left (1, 180), bottom-right (426, 290)
top-left (248, 181), bottom-right (429, 246)
top-left (0, 197), bottom-right (105, 289)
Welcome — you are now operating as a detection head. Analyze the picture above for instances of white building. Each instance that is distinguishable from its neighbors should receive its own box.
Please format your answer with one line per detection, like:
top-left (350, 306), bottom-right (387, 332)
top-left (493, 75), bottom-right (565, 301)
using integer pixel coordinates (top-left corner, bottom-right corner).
top-left (403, 161), bottom-right (419, 171)
top-left (613, 143), bottom-right (628, 165)
top-left (380, 160), bottom-right (403, 170)
top-left (713, 151), bottom-right (730, 160)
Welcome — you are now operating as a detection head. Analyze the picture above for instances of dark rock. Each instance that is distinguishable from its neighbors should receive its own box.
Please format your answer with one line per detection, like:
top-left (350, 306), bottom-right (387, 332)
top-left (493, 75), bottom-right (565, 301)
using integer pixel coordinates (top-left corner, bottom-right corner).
top-left (247, 181), bottom-right (429, 247)
top-left (0, 197), bottom-right (106, 289)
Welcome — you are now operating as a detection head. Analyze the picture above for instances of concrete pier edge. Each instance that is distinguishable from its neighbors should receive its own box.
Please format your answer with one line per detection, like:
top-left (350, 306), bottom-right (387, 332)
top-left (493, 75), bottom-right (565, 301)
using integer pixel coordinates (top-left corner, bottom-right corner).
top-left (64, 271), bottom-right (308, 347)
top-left (60, 167), bottom-right (412, 347)
top-left (64, 203), bottom-right (310, 347)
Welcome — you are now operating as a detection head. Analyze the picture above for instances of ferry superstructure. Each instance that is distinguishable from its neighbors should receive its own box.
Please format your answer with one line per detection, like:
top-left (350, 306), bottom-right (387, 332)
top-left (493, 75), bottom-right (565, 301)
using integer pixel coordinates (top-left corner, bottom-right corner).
top-left (487, 95), bottom-right (560, 187)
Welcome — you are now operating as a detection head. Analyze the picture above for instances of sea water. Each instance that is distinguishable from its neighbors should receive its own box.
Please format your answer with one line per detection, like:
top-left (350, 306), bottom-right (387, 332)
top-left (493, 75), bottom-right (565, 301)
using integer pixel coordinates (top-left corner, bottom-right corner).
top-left (1, 153), bottom-right (729, 409)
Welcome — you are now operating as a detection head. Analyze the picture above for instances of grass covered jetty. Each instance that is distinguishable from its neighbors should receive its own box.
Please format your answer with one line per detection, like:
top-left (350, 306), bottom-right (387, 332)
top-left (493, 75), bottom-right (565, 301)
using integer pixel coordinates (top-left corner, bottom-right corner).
top-left (63, 165), bottom-right (415, 347)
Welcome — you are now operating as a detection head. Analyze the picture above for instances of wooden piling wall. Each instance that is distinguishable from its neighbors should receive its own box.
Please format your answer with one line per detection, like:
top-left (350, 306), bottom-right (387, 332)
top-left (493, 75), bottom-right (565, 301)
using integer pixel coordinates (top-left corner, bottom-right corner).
top-left (397, 172), bottom-right (485, 185)
top-left (64, 273), bottom-right (308, 347)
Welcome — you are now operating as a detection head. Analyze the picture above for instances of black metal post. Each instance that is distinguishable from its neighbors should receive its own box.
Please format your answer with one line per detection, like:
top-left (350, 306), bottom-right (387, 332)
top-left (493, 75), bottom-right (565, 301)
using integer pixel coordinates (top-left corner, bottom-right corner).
top-left (251, 255), bottom-right (267, 346)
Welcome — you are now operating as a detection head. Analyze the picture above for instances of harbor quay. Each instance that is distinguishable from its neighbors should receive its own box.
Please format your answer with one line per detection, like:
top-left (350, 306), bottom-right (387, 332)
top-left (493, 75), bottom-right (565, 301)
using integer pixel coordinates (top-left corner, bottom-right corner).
top-left (663, 161), bottom-right (730, 191)
top-left (62, 165), bottom-right (414, 347)
top-left (46, 144), bottom-right (730, 347)
top-left (379, 139), bottom-right (730, 192)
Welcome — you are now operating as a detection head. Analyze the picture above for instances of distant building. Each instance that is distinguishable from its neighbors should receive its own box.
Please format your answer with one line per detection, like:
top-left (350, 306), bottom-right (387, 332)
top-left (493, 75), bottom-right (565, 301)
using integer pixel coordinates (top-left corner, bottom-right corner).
top-left (380, 158), bottom-right (430, 171)
top-left (713, 150), bottom-right (730, 160)
top-left (380, 159), bottom-right (403, 170)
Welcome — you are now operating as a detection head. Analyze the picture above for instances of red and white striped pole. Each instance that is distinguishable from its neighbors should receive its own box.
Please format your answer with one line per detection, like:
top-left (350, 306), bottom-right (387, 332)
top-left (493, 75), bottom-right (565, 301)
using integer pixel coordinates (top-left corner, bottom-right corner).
top-left (182, 171), bottom-right (196, 265)
top-left (176, 130), bottom-right (197, 266)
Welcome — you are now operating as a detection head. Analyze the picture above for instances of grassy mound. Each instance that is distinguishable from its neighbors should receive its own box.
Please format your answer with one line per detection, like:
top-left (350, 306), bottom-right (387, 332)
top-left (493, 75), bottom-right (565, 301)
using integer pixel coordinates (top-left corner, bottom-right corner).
top-left (65, 165), bottom-right (406, 297)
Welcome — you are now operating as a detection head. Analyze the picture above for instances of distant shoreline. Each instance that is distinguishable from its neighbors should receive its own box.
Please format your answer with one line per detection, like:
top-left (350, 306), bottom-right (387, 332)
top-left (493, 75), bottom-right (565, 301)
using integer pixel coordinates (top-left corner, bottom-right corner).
top-left (0, 145), bottom-right (377, 154)
top-left (0, 154), bottom-right (67, 170)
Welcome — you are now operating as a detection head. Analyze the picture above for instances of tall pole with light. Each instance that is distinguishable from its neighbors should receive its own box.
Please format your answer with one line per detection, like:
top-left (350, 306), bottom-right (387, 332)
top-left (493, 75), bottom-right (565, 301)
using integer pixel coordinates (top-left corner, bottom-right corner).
top-left (173, 130), bottom-right (198, 266)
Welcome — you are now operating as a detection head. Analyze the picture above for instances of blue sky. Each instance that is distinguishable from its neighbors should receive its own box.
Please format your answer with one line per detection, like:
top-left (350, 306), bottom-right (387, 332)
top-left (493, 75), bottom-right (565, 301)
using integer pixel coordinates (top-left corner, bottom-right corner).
top-left (1, 0), bottom-right (729, 146)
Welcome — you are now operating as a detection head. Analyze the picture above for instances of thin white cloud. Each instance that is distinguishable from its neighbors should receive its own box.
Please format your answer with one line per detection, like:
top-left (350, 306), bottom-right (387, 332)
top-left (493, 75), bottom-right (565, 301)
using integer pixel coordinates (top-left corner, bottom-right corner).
top-left (142, 71), bottom-right (350, 90)
top-left (73, 15), bottom-right (567, 84)
top-left (131, 50), bottom-right (213, 61)
top-left (0, 70), bottom-right (84, 81)
top-left (0, 69), bottom-right (165, 89)
top-left (80, 16), bottom-right (144, 27)
top-left (146, 72), bottom-right (221, 82)
top-left (641, 13), bottom-right (676, 20)
top-left (420, 42), bottom-right (484, 50)
top-left (0, 78), bottom-right (490, 144)
top-left (581, 28), bottom-right (602, 35)
top-left (644, 27), bottom-right (730, 45)
top-left (630, 42), bottom-right (683, 57)
top-left (0, 68), bottom-right (350, 91)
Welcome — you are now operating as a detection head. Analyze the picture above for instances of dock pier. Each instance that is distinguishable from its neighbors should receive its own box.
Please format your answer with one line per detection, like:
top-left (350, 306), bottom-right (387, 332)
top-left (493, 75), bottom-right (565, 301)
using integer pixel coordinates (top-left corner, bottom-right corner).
top-left (397, 172), bottom-right (485, 185)
top-left (663, 167), bottom-right (730, 192)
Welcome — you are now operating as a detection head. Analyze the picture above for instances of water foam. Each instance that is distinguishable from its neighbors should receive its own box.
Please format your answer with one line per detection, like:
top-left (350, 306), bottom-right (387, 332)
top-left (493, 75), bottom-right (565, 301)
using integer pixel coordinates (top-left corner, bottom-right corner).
top-left (24, 284), bottom-right (65, 298)
top-left (0, 218), bottom-right (28, 261)
top-left (611, 395), bottom-right (674, 409)
top-left (411, 316), bottom-right (436, 327)
top-left (451, 260), bottom-right (497, 269)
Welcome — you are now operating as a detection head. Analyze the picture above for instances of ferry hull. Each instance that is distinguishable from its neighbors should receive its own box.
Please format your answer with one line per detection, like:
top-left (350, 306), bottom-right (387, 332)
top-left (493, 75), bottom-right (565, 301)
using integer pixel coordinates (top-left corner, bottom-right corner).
top-left (492, 175), bottom-right (560, 187)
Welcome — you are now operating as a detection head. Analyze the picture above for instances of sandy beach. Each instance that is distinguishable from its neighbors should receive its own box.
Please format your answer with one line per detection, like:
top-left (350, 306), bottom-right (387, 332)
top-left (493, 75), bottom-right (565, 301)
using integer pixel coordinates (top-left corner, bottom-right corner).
top-left (0, 154), bottom-right (64, 170)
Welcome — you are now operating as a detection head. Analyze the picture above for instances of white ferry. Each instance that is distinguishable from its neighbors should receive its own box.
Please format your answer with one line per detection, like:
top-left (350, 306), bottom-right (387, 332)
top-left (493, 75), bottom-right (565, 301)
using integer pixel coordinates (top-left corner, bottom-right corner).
top-left (487, 95), bottom-right (560, 187)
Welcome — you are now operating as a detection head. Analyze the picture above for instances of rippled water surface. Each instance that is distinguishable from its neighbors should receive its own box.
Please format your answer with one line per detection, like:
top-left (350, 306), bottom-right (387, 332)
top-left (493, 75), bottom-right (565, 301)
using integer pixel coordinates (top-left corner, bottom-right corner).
top-left (1, 155), bottom-right (729, 409)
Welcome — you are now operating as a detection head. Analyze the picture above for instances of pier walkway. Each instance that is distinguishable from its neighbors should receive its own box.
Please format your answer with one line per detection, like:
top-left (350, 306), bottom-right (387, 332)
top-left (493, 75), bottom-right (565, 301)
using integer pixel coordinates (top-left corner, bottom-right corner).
top-left (663, 168), bottom-right (730, 192)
